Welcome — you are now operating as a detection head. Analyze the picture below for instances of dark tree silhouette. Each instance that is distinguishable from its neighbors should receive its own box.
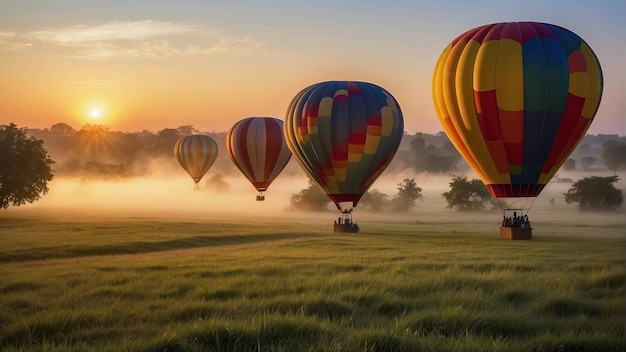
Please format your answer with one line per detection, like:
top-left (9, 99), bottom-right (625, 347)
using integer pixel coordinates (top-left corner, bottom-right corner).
top-left (410, 133), bottom-right (460, 173)
top-left (390, 178), bottom-right (423, 212)
top-left (563, 158), bottom-right (576, 171)
top-left (564, 176), bottom-right (623, 211)
top-left (359, 188), bottom-right (389, 212)
top-left (580, 156), bottom-right (597, 171)
top-left (601, 140), bottom-right (626, 174)
top-left (0, 123), bottom-right (55, 209)
top-left (442, 175), bottom-right (492, 211)
top-left (289, 180), bottom-right (330, 211)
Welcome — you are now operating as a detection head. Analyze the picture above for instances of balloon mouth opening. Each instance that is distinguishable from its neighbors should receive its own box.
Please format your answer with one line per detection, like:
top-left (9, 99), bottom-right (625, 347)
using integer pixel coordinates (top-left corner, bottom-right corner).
top-left (487, 184), bottom-right (545, 198)
top-left (252, 181), bottom-right (270, 191)
top-left (326, 194), bottom-right (363, 211)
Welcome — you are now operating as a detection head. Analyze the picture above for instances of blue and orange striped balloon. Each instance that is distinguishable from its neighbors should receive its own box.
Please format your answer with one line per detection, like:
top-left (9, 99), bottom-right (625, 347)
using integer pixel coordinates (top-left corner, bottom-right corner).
top-left (285, 81), bottom-right (404, 210)
top-left (432, 22), bottom-right (603, 199)
top-left (226, 117), bottom-right (292, 196)
top-left (174, 135), bottom-right (218, 185)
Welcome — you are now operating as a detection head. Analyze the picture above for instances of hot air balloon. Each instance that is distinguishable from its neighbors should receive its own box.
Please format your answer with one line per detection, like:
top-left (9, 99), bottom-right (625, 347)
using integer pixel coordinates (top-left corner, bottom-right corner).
top-left (173, 135), bottom-right (219, 188)
top-left (285, 81), bottom-right (404, 232)
top-left (226, 117), bottom-right (292, 201)
top-left (432, 22), bottom-right (603, 238)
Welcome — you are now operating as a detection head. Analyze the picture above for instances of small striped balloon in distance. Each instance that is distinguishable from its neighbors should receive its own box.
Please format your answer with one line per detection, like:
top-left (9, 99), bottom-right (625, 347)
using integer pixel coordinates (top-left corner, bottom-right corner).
top-left (173, 135), bottom-right (219, 188)
top-left (284, 81), bottom-right (404, 211)
top-left (432, 21), bottom-right (602, 210)
top-left (226, 117), bottom-right (292, 200)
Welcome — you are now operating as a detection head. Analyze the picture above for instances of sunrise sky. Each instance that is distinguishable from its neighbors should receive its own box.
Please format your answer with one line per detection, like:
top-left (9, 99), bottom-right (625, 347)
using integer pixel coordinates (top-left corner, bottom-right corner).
top-left (0, 0), bottom-right (624, 135)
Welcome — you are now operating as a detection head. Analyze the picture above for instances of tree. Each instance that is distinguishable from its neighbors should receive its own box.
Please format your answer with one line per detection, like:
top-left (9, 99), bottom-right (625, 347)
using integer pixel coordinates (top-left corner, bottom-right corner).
top-left (359, 188), bottom-right (389, 212)
top-left (563, 158), bottom-right (576, 171)
top-left (410, 133), bottom-right (460, 173)
top-left (0, 123), bottom-right (55, 209)
top-left (564, 176), bottom-right (623, 211)
top-left (580, 156), bottom-right (596, 171)
top-left (442, 175), bottom-right (492, 211)
top-left (601, 140), bottom-right (626, 174)
top-left (423, 154), bottom-right (458, 173)
top-left (289, 180), bottom-right (330, 211)
top-left (390, 178), bottom-right (423, 212)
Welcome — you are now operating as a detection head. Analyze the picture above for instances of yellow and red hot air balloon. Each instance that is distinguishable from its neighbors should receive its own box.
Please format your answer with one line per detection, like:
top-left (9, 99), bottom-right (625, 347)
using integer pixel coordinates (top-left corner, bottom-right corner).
top-left (226, 117), bottom-right (292, 200)
top-left (173, 135), bottom-right (219, 188)
top-left (432, 22), bottom-right (603, 212)
top-left (285, 81), bottom-right (404, 230)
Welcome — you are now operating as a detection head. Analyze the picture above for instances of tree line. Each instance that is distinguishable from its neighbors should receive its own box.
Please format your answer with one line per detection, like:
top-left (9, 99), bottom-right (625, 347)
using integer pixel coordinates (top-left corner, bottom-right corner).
top-left (24, 122), bottom-right (626, 179)
top-left (289, 174), bottom-right (623, 213)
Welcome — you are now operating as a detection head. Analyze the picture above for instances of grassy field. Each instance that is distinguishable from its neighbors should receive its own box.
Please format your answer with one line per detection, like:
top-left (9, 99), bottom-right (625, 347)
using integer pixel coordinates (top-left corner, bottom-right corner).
top-left (0, 209), bottom-right (624, 352)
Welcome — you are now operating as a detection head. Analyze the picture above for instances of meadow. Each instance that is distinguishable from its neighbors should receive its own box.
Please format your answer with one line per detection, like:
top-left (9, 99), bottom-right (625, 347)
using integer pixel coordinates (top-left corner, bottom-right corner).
top-left (0, 208), bottom-right (624, 352)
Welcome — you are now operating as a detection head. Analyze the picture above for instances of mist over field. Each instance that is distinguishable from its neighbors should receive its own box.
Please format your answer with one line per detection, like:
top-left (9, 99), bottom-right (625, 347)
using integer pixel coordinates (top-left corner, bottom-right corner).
top-left (7, 161), bottom-right (625, 237)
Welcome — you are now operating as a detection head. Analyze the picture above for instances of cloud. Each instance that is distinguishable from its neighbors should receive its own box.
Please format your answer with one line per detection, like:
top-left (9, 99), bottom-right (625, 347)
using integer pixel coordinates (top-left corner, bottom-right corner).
top-left (0, 31), bottom-right (34, 50)
top-left (0, 20), bottom-right (264, 59)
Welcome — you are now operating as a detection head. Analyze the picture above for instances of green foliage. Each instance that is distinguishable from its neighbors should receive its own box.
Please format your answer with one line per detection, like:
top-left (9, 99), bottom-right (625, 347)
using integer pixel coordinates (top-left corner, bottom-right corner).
top-left (564, 175), bottom-right (623, 211)
top-left (0, 215), bottom-right (624, 351)
top-left (0, 123), bottom-right (55, 209)
top-left (289, 180), bottom-right (330, 211)
top-left (390, 178), bottom-right (423, 212)
top-left (442, 175), bottom-right (492, 211)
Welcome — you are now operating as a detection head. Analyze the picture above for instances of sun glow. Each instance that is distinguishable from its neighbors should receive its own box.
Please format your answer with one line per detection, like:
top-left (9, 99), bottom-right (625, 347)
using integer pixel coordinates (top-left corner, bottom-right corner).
top-left (82, 104), bottom-right (110, 125)
top-left (90, 109), bottom-right (101, 119)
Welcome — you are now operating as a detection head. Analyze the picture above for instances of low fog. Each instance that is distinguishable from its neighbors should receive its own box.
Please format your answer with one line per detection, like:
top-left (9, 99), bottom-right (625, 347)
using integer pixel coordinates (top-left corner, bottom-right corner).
top-left (7, 156), bottom-right (625, 233)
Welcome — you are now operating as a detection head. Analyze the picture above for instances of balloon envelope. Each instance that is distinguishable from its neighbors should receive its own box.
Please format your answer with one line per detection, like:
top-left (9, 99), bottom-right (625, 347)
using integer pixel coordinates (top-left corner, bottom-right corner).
top-left (226, 117), bottom-right (292, 194)
top-left (173, 135), bottom-right (219, 184)
top-left (285, 80), bottom-right (404, 210)
top-left (432, 22), bottom-right (603, 207)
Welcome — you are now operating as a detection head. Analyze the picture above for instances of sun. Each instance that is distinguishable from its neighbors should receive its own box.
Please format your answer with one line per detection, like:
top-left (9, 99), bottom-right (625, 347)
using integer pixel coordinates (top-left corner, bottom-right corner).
top-left (73, 102), bottom-right (114, 126)
top-left (90, 109), bottom-right (101, 119)
top-left (85, 105), bottom-right (108, 124)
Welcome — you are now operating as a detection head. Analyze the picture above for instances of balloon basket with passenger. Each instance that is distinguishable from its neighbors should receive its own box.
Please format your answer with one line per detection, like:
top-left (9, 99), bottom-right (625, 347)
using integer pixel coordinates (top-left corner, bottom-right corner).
top-left (334, 208), bottom-right (359, 233)
top-left (499, 208), bottom-right (532, 240)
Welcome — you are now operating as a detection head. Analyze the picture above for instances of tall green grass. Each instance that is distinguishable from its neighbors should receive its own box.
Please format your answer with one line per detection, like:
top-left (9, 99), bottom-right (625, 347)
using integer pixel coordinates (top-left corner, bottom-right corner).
top-left (0, 212), bottom-right (624, 351)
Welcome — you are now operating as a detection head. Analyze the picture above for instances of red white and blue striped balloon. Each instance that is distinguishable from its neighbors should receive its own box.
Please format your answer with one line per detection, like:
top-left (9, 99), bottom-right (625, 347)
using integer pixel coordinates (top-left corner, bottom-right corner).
top-left (226, 117), bottom-right (292, 195)
top-left (174, 135), bottom-right (219, 185)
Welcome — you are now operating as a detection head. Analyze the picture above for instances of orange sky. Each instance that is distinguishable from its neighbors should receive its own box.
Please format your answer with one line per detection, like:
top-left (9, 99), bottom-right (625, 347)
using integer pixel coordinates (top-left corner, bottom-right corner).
top-left (0, 1), bottom-right (624, 135)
